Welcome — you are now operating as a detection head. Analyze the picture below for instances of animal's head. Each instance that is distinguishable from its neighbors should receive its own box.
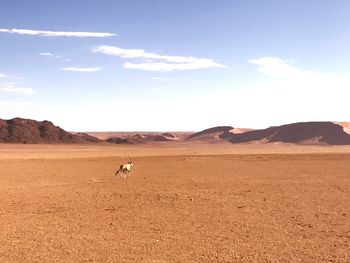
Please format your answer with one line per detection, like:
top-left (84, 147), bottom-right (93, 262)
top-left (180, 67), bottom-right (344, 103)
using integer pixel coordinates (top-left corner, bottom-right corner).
top-left (125, 154), bottom-right (133, 166)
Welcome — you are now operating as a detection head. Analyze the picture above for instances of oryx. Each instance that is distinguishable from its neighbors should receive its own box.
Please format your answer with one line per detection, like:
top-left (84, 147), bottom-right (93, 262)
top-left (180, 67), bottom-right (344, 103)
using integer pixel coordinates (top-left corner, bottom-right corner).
top-left (115, 154), bottom-right (133, 179)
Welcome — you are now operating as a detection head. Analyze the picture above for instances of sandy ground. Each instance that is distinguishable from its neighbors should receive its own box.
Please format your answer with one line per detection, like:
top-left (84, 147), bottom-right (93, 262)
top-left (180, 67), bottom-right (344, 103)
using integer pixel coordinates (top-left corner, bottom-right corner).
top-left (0, 144), bottom-right (349, 262)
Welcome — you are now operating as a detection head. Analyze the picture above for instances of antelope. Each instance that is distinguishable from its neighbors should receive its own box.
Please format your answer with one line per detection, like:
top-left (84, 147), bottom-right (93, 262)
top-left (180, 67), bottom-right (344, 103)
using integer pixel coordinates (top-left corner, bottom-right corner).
top-left (115, 154), bottom-right (133, 179)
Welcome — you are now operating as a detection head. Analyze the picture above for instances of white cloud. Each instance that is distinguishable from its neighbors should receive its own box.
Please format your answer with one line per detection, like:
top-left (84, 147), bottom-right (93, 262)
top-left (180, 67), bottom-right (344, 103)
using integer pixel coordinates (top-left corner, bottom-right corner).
top-left (0, 83), bottom-right (34, 95)
top-left (248, 56), bottom-right (348, 87)
top-left (62, 67), bottom-right (101, 72)
top-left (144, 58), bottom-right (349, 129)
top-left (248, 57), bottom-right (313, 77)
top-left (92, 45), bottom-right (225, 72)
top-left (238, 56), bottom-right (350, 126)
top-left (40, 52), bottom-right (71, 61)
top-left (248, 57), bottom-right (303, 77)
top-left (0, 28), bottom-right (115, 37)
top-left (123, 61), bottom-right (220, 72)
top-left (0, 73), bottom-right (5, 78)
top-left (39, 52), bottom-right (62, 58)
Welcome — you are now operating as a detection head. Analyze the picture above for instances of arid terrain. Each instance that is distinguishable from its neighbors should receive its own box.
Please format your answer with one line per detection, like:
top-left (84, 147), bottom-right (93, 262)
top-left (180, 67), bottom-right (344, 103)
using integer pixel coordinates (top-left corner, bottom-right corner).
top-left (2, 118), bottom-right (350, 145)
top-left (0, 143), bottom-right (349, 262)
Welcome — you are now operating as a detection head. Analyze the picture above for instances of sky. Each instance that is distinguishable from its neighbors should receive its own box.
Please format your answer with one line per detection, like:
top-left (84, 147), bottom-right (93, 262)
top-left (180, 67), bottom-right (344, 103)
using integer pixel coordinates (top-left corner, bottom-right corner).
top-left (0, 0), bottom-right (349, 131)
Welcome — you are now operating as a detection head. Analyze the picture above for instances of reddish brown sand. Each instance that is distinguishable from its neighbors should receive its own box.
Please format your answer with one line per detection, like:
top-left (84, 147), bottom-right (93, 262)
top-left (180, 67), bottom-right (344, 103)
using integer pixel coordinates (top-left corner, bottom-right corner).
top-left (0, 144), bottom-right (349, 262)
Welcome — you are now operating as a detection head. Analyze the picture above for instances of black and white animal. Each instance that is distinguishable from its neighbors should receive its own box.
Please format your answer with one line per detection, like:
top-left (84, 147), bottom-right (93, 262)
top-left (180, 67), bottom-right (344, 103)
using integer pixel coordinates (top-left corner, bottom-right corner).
top-left (115, 155), bottom-right (133, 179)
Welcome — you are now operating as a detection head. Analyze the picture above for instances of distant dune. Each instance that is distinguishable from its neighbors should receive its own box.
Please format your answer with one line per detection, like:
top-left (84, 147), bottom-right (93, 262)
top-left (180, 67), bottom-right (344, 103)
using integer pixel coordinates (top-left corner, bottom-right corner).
top-left (186, 126), bottom-right (233, 142)
top-left (105, 132), bottom-right (186, 144)
top-left (186, 126), bottom-right (255, 142)
top-left (0, 118), bottom-right (100, 144)
top-left (230, 128), bottom-right (254, 134)
top-left (106, 137), bottom-right (130, 144)
top-left (227, 122), bottom-right (350, 145)
top-left (334, 122), bottom-right (350, 135)
top-left (161, 132), bottom-right (177, 138)
top-left (185, 122), bottom-right (350, 145)
top-left (88, 131), bottom-right (193, 144)
top-left (87, 131), bottom-right (192, 141)
top-left (2, 117), bottom-right (350, 145)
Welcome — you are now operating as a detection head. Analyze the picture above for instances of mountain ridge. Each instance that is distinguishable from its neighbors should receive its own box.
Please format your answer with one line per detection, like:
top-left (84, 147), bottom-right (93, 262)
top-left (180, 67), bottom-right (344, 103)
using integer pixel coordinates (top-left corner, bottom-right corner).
top-left (1, 117), bottom-right (350, 145)
top-left (0, 117), bottom-right (100, 144)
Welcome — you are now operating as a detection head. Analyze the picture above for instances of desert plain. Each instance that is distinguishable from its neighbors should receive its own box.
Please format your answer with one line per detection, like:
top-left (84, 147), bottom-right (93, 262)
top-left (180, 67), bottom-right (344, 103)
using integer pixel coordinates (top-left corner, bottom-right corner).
top-left (0, 143), bottom-right (349, 262)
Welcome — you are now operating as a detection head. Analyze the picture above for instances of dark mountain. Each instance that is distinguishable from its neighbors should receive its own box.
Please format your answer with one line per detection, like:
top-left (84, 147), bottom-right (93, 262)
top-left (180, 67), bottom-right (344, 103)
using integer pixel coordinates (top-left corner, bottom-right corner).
top-left (227, 122), bottom-right (350, 145)
top-left (0, 117), bottom-right (100, 144)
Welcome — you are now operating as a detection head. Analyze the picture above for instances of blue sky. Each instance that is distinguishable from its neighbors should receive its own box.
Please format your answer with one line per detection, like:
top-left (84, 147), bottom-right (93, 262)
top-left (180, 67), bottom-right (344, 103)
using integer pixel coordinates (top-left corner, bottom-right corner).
top-left (1, 0), bottom-right (349, 131)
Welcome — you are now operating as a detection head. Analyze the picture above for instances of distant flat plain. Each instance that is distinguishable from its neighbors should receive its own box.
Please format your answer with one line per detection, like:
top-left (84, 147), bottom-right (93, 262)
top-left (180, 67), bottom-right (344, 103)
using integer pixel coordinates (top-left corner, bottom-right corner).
top-left (0, 143), bottom-right (349, 262)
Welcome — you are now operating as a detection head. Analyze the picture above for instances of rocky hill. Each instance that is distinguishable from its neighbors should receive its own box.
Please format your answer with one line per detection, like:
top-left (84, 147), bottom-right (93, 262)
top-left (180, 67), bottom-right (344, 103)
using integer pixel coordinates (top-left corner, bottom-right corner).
top-left (0, 118), bottom-right (100, 144)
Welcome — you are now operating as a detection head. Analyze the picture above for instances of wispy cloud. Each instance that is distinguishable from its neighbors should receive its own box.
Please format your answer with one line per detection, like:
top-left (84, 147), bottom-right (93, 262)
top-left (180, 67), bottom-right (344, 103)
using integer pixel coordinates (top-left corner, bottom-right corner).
top-left (0, 73), bottom-right (5, 78)
top-left (0, 28), bottom-right (116, 37)
top-left (92, 45), bottom-right (225, 72)
top-left (249, 57), bottom-right (311, 77)
top-left (248, 56), bottom-right (345, 86)
top-left (248, 56), bottom-right (350, 89)
top-left (0, 82), bottom-right (34, 95)
top-left (241, 56), bottom-right (350, 125)
top-left (62, 67), bottom-right (101, 72)
top-left (39, 52), bottom-right (62, 58)
top-left (39, 52), bottom-right (71, 62)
